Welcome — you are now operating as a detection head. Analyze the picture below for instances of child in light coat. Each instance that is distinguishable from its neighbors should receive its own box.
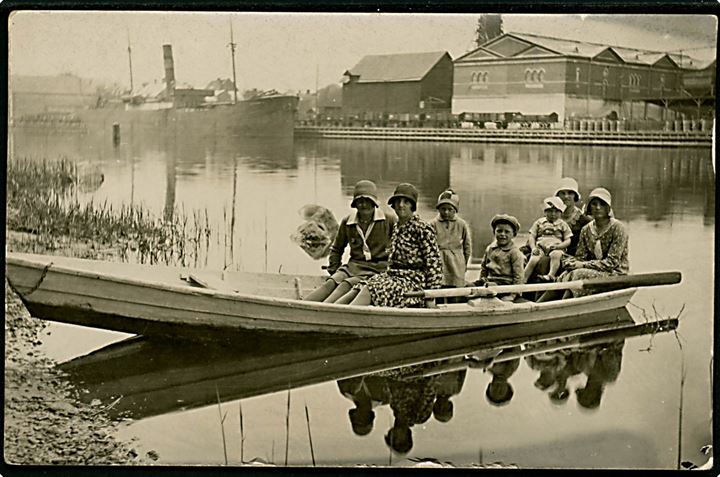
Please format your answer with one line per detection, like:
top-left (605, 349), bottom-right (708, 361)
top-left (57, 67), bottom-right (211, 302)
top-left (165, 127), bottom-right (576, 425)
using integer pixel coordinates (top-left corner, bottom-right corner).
top-left (429, 189), bottom-right (472, 288)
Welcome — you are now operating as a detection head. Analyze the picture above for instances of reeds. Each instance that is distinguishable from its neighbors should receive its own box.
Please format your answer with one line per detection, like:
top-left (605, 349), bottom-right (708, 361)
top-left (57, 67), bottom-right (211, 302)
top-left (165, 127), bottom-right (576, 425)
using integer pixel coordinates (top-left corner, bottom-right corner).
top-left (7, 156), bottom-right (212, 266)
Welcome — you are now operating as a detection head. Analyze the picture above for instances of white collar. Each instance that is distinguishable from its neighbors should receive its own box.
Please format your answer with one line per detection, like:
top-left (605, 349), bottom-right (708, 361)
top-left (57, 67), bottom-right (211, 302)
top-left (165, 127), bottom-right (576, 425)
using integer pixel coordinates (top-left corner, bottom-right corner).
top-left (347, 208), bottom-right (386, 225)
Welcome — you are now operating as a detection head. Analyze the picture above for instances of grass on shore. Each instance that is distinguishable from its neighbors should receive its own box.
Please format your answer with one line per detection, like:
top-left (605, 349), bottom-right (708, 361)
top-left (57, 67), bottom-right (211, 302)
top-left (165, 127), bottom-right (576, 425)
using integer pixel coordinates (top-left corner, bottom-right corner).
top-left (7, 156), bottom-right (211, 266)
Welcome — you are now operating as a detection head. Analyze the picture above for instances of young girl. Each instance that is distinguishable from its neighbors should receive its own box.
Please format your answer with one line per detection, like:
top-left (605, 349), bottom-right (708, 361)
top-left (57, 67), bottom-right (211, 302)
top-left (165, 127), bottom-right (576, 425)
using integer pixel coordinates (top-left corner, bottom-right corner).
top-left (429, 189), bottom-right (472, 289)
top-left (476, 214), bottom-right (524, 302)
top-left (523, 197), bottom-right (573, 283)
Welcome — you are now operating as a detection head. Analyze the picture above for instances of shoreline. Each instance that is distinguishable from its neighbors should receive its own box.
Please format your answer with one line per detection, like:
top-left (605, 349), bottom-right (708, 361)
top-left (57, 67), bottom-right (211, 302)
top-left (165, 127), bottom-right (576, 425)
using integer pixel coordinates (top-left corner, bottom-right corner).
top-left (294, 126), bottom-right (713, 147)
top-left (4, 231), bottom-right (155, 465)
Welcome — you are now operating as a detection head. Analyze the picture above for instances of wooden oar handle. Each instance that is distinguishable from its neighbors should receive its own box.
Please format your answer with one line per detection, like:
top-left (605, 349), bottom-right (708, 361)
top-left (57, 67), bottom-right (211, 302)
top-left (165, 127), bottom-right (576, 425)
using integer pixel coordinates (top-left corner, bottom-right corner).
top-left (406, 271), bottom-right (682, 299)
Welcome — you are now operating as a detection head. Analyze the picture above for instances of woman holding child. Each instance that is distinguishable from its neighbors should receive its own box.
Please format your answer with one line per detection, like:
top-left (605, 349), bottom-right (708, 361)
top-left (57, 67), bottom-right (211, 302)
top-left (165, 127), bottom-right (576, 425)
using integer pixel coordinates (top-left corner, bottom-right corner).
top-left (350, 183), bottom-right (443, 307)
top-left (525, 177), bottom-right (592, 283)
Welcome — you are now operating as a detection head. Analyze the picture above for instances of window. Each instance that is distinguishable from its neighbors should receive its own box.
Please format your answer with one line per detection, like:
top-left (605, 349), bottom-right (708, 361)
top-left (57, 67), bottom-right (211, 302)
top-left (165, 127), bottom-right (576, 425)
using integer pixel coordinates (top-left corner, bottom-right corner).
top-left (470, 70), bottom-right (489, 89)
top-left (525, 68), bottom-right (545, 88)
top-left (576, 67), bottom-right (581, 83)
top-left (628, 73), bottom-right (641, 90)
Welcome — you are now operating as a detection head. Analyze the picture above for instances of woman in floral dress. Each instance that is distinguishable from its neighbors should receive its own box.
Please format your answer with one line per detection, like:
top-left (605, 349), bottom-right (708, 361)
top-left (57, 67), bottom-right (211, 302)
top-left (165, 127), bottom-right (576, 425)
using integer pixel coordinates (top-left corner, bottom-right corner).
top-left (558, 187), bottom-right (629, 298)
top-left (350, 183), bottom-right (443, 308)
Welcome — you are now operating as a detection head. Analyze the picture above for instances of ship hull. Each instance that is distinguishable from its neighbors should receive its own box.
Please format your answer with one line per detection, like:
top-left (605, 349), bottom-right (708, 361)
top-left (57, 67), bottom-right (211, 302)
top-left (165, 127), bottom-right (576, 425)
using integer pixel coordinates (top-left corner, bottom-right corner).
top-left (76, 95), bottom-right (298, 139)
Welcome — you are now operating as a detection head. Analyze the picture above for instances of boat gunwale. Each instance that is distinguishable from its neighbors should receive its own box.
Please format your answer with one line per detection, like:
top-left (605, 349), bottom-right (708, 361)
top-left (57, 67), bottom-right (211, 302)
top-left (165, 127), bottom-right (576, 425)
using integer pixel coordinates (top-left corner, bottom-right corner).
top-left (6, 252), bottom-right (637, 320)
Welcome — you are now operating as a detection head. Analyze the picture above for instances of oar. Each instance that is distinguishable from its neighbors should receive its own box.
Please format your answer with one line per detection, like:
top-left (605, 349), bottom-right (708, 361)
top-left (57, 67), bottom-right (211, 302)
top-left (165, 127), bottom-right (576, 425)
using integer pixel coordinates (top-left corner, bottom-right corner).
top-left (406, 271), bottom-right (681, 299)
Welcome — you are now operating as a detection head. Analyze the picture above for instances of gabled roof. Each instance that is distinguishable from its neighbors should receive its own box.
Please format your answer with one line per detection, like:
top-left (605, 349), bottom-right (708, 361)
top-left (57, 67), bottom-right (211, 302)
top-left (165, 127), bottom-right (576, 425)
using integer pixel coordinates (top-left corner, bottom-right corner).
top-left (345, 51), bottom-right (450, 83)
top-left (510, 33), bottom-right (607, 58)
top-left (456, 32), bottom-right (706, 70)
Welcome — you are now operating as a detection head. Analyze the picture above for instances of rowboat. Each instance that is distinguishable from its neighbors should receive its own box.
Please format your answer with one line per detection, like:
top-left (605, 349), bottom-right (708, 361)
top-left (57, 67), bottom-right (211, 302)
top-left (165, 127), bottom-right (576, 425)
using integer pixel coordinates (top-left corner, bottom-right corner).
top-left (59, 311), bottom-right (678, 420)
top-left (5, 252), bottom-right (681, 338)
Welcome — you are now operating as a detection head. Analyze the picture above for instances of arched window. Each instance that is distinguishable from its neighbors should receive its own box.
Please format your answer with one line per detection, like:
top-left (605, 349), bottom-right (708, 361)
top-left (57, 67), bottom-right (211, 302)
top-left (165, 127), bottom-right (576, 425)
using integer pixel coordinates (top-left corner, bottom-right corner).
top-left (576, 67), bottom-right (581, 83)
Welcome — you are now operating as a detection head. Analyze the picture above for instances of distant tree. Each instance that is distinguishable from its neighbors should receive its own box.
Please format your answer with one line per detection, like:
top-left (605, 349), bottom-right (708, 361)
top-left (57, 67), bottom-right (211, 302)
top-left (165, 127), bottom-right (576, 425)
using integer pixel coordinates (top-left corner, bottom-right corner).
top-left (474, 14), bottom-right (504, 48)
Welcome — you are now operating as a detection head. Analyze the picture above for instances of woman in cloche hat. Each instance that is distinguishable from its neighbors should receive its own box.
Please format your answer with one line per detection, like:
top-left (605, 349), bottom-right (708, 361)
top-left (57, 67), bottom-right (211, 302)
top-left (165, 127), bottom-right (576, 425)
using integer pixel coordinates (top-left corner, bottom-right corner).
top-left (554, 186), bottom-right (630, 299)
top-left (305, 180), bottom-right (396, 303)
top-left (350, 183), bottom-right (443, 307)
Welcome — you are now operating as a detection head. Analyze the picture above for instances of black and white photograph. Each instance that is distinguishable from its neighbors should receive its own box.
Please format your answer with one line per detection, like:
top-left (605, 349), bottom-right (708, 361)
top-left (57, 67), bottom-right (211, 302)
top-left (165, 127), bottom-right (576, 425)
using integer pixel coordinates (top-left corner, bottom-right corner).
top-left (4, 9), bottom-right (716, 470)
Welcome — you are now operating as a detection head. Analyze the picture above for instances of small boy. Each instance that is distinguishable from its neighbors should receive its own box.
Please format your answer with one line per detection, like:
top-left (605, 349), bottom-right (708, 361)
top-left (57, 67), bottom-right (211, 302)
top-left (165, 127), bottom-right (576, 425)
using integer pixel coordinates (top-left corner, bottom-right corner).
top-left (523, 196), bottom-right (573, 283)
top-left (475, 214), bottom-right (524, 302)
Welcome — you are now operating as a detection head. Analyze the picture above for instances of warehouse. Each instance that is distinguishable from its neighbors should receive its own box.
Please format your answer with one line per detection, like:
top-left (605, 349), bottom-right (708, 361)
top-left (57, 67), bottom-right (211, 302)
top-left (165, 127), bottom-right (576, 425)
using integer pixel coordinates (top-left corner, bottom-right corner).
top-left (342, 51), bottom-right (453, 121)
top-left (453, 32), bottom-right (712, 123)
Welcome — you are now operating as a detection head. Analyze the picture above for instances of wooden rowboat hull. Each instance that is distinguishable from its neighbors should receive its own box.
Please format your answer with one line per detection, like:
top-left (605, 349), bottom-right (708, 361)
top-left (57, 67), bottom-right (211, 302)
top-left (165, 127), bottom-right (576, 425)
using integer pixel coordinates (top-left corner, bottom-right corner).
top-left (6, 252), bottom-right (637, 338)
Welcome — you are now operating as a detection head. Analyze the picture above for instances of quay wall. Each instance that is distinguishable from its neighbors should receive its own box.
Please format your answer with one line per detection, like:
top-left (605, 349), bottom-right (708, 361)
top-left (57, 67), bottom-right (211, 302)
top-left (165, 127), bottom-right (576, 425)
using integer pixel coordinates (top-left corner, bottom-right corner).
top-left (294, 126), bottom-right (713, 148)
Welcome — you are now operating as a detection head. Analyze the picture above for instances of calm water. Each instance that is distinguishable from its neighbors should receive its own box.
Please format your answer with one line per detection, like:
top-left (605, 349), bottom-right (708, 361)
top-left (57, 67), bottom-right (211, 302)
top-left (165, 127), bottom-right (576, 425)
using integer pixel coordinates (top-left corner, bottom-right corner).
top-left (8, 126), bottom-right (714, 468)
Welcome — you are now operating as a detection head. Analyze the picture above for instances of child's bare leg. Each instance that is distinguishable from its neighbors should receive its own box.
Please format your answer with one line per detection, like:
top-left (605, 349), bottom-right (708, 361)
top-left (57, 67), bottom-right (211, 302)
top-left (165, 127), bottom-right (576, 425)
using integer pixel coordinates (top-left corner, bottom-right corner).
top-left (323, 281), bottom-right (352, 303)
top-left (304, 279), bottom-right (337, 301)
top-left (349, 285), bottom-right (372, 306)
top-left (523, 255), bottom-right (541, 283)
top-left (335, 287), bottom-right (360, 304)
top-left (548, 250), bottom-right (563, 279)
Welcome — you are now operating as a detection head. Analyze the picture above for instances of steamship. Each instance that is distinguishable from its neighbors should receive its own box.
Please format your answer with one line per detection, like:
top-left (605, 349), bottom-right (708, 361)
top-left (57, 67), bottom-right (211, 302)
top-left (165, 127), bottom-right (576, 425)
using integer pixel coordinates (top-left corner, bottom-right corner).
top-left (77, 44), bottom-right (298, 139)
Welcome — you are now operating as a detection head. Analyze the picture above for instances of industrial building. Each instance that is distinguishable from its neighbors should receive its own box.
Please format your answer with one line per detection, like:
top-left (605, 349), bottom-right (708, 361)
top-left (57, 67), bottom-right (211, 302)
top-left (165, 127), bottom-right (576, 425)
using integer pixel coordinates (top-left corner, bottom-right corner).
top-left (342, 51), bottom-right (453, 118)
top-left (453, 32), bottom-right (715, 123)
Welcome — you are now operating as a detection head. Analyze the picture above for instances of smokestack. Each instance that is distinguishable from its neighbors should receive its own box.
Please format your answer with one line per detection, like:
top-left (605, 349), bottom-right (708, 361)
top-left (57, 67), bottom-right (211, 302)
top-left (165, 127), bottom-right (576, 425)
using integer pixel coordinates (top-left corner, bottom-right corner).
top-left (162, 44), bottom-right (175, 99)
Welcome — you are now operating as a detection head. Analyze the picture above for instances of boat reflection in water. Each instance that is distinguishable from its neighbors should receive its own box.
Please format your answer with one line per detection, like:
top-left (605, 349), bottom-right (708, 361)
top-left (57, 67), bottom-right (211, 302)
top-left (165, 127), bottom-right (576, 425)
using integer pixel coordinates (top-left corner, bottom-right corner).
top-left (60, 308), bottom-right (676, 443)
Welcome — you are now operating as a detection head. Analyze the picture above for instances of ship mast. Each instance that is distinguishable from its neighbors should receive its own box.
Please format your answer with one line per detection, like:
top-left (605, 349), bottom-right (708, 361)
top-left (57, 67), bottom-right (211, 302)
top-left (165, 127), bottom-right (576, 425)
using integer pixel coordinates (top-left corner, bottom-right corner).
top-left (229, 20), bottom-right (238, 104)
top-left (126, 28), bottom-right (134, 93)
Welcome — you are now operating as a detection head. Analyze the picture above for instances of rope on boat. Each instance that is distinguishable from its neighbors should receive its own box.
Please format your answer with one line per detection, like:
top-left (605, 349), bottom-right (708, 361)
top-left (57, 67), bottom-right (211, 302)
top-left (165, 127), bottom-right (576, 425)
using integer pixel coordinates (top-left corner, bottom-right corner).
top-left (26, 261), bottom-right (53, 296)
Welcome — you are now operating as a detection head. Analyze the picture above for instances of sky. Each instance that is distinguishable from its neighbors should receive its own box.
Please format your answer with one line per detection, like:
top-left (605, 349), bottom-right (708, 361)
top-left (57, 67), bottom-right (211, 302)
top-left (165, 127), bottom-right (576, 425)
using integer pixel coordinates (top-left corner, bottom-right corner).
top-left (8, 12), bottom-right (717, 93)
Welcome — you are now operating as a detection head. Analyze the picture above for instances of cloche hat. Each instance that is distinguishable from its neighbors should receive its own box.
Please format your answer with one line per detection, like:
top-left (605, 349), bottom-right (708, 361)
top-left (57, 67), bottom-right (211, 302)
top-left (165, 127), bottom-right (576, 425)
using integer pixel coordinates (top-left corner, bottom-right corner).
top-left (587, 187), bottom-right (612, 208)
top-left (554, 177), bottom-right (581, 202)
top-left (350, 180), bottom-right (379, 208)
top-left (436, 189), bottom-right (460, 211)
top-left (543, 196), bottom-right (567, 213)
top-left (388, 183), bottom-right (418, 211)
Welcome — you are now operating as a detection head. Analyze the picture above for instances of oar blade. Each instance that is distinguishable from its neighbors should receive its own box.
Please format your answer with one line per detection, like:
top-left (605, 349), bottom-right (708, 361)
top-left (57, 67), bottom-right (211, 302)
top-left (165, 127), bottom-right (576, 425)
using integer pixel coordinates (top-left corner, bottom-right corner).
top-left (583, 271), bottom-right (682, 292)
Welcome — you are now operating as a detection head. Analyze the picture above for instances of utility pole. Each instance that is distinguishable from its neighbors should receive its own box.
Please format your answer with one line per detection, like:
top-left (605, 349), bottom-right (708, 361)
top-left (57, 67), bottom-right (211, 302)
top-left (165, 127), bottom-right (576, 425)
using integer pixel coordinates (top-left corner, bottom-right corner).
top-left (229, 20), bottom-right (238, 104)
top-left (126, 28), bottom-right (134, 93)
top-left (315, 63), bottom-right (319, 118)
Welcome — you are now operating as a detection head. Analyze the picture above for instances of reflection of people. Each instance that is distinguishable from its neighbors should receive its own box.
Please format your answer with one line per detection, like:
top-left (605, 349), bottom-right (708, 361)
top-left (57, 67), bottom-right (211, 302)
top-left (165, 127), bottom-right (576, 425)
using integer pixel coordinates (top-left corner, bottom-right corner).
top-left (429, 189), bottom-right (472, 289)
top-left (432, 367), bottom-right (467, 423)
top-left (337, 376), bottom-right (390, 436)
top-left (350, 183), bottom-right (443, 307)
top-left (305, 180), bottom-right (395, 303)
top-left (576, 340), bottom-right (624, 410)
top-left (384, 375), bottom-right (438, 454)
top-left (475, 215), bottom-right (524, 302)
top-left (485, 347), bottom-right (521, 406)
top-left (523, 197), bottom-right (572, 283)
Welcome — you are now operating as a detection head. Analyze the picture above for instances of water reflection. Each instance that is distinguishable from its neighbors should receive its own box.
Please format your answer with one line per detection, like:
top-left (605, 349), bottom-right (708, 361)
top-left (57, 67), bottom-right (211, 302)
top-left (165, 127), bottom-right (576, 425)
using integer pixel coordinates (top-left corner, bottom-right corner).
top-left (330, 317), bottom-right (673, 455)
top-left (59, 309), bottom-right (675, 428)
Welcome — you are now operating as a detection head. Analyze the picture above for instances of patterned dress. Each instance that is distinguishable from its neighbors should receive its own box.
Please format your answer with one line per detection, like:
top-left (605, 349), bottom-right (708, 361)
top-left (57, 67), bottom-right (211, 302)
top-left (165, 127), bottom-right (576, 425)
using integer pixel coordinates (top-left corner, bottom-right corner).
top-left (367, 214), bottom-right (443, 307)
top-left (560, 218), bottom-right (629, 296)
top-left (562, 206), bottom-right (593, 256)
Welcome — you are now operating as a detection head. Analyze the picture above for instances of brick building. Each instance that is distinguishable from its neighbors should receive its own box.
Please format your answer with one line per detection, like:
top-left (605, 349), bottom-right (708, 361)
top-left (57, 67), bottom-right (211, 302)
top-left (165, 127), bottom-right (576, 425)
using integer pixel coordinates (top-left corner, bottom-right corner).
top-left (453, 32), bottom-right (714, 122)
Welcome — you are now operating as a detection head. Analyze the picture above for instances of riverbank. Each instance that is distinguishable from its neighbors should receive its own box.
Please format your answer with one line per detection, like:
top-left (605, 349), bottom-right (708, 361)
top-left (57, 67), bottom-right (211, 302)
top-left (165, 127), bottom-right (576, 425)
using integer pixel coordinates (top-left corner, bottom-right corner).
top-left (5, 234), bottom-right (156, 465)
top-left (294, 126), bottom-right (712, 147)
top-left (3, 157), bottom-right (192, 465)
